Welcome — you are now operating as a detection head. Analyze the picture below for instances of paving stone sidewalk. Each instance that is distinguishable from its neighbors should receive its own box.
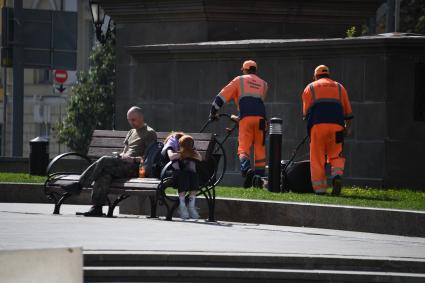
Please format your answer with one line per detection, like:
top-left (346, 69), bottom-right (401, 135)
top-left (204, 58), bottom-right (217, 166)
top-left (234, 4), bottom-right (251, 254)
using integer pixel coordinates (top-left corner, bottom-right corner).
top-left (0, 203), bottom-right (424, 260)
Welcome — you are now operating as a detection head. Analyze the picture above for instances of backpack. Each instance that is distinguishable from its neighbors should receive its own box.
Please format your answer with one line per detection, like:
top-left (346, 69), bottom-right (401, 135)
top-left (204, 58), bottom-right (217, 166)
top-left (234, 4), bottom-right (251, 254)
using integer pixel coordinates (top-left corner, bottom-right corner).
top-left (142, 141), bottom-right (165, 178)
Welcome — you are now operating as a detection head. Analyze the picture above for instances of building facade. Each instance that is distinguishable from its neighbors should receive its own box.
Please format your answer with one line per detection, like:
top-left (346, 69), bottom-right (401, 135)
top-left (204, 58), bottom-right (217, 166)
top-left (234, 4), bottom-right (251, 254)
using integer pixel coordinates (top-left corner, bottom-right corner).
top-left (0, 0), bottom-right (94, 157)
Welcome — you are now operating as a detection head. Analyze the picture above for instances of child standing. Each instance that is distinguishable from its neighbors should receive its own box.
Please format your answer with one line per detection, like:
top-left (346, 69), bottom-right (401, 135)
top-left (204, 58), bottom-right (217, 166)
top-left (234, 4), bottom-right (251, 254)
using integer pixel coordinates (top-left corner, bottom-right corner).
top-left (162, 133), bottom-right (201, 219)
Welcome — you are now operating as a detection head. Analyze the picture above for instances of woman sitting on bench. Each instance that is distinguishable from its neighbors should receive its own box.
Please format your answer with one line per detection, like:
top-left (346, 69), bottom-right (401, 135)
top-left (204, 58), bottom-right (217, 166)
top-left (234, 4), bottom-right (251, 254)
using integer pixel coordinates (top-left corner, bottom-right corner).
top-left (162, 132), bottom-right (201, 219)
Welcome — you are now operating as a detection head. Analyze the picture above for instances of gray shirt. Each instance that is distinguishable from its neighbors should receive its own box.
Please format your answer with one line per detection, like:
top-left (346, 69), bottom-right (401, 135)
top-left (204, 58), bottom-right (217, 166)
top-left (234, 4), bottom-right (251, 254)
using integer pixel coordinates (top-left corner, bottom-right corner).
top-left (123, 124), bottom-right (157, 157)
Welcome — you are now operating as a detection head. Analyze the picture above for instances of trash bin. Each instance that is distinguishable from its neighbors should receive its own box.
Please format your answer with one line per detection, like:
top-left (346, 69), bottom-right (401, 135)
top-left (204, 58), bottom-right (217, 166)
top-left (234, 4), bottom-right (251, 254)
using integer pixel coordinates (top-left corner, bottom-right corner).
top-left (29, 136), bottom-right (49, 176)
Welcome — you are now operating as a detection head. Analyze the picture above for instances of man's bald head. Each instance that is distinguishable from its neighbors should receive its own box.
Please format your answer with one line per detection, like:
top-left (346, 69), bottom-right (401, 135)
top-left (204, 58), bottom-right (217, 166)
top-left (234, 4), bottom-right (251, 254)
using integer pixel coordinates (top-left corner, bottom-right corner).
top-left (127, 106), bottom-right (145, 129)
top-left (127, 106), bottom-right (144, 117)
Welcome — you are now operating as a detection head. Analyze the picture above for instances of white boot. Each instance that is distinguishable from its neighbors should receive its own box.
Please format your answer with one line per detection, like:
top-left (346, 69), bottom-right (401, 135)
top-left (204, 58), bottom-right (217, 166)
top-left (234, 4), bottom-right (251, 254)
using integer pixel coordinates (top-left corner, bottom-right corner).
top-left (178, 198), bottom-right (189, 219)
top-left (188, 197), bottom-right (200, 219)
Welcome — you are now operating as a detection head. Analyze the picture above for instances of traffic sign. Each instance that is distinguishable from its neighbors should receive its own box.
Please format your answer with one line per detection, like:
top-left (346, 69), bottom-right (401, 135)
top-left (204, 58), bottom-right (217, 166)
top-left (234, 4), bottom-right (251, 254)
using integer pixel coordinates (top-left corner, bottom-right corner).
top-left (54, 69), bottom-right (68, 84)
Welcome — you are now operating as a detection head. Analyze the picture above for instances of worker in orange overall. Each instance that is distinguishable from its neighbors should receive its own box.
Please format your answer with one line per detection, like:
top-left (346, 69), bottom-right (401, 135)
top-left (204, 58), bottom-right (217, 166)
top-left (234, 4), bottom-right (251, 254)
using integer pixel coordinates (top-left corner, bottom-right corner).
top-left (301, 65), bottom-right (353, 195)
top-left (209, 60), bottom-right (268, 188)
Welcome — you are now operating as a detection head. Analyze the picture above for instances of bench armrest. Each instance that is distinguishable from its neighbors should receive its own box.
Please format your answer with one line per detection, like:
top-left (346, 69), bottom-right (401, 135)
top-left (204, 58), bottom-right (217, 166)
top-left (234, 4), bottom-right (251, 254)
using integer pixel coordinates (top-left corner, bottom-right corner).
top-left (160, 160), bottom-right (176, 180)
top-left (47, 152), bottom-right (92, 176)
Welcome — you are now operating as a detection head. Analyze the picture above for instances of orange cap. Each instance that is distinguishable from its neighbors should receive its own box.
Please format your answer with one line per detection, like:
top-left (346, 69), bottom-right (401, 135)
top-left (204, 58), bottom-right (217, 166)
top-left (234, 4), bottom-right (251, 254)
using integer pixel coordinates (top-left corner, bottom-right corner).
top-left (314, 65), bottom-right (330, 77)
top-left (241, 60), bottom-right (257, 71)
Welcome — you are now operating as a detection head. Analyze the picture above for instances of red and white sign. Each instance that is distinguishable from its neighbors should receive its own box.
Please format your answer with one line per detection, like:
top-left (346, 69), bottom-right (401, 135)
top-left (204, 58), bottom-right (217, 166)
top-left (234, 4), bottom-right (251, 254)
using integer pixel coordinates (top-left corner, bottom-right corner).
top-left (54, 69), bottom-right (68, 84)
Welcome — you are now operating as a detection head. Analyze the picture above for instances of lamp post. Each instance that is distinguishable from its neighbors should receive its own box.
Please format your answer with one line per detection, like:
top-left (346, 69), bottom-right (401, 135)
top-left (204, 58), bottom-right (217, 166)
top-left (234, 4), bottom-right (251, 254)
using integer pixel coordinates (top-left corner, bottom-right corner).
top-left (89, 0), bottom-right (111, 45)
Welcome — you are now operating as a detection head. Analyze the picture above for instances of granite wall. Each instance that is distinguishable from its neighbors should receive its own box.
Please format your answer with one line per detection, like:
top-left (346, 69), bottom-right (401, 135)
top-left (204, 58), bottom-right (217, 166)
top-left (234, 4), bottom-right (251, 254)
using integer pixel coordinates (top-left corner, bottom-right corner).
top-left (115, 35), bottom-right (425, 188)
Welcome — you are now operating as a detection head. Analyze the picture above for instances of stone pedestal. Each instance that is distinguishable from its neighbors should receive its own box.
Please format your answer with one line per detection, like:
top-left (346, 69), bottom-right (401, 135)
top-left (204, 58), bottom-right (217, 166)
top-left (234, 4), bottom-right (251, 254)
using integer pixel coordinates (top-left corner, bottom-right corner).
top-left (99, 0), bottom-right (382, 44)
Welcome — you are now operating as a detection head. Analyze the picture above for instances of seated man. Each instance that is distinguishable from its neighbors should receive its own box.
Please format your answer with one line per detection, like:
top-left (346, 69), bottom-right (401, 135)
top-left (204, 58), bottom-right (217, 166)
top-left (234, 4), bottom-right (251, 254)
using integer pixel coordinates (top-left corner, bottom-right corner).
top-left (65, 106), bottom-right (157, 216)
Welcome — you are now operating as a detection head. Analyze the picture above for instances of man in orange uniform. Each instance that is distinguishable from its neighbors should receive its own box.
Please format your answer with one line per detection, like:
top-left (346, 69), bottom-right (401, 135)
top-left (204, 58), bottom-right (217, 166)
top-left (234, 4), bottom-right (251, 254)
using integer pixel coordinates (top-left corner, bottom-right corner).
top-left (210, 60), bottom-right (268, 188)
top-left (301, 65), bottom-right (353, 195)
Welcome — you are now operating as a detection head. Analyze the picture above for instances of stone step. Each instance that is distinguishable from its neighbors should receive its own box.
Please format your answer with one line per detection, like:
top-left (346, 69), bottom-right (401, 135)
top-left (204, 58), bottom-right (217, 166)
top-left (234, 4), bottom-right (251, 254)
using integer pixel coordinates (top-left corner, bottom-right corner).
top-left (84, 251), bottom-right (425, 274)
top-left (84, 266), bottom-right (425, 283)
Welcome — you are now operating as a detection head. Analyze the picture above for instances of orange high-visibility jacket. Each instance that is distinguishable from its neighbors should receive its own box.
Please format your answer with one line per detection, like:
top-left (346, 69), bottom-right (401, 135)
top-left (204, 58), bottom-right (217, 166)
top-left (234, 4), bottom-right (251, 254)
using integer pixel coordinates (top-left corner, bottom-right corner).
top-left (213, 74), bottom-right (268, 119)
top-left (302, 78), bottom-right (353, 131)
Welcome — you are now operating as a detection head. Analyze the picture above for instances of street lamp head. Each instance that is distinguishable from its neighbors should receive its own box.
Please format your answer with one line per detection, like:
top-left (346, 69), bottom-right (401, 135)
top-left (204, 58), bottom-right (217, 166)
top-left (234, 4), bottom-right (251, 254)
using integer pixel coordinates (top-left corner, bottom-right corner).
top-left (89, 1), bottom-right (105, 26)
top-left (89, 0), bottom-right (111, 44)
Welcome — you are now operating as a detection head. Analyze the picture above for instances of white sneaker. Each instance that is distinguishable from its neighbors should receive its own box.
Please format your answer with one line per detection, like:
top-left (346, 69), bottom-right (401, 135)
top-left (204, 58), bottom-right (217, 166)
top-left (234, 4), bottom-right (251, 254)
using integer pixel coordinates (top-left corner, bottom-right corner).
top-left (178, 204), bottom-right (189, 219)
top-left (188, 206), bottom-right (200, 219)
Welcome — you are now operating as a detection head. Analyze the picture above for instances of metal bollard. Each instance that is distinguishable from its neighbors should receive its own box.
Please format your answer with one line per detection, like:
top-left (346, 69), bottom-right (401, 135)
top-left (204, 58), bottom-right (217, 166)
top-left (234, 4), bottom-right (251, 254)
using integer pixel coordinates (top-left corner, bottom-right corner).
top-left (268, 118), bottom-right (282, 192)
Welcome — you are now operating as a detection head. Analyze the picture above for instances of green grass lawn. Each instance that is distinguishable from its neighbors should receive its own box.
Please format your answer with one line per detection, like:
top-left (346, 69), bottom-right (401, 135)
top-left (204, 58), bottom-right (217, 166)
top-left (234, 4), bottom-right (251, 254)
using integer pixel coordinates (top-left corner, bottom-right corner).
top-left (0, 172), bottom-right (46, 183)
top-left (213, 186), bottom-right (425, 211)
top-left (167, 186), bottom-right (425, 211)
top-left (1, 172), bottom-right (424, 211)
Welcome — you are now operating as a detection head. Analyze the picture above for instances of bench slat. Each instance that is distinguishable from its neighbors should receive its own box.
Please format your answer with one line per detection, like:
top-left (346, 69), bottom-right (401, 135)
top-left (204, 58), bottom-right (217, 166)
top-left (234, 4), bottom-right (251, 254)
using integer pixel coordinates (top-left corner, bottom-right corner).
top-left (48, 181), bottom-right (160, 192)
top-left (89, 137), bottom-right (212, 152)
top-left (110, 183), bottom-right (159, 189)
top-left (90, 137), bottom-right (125, 148)
top-left (88, 131), bottom-right (214, 160)
top-left (110, 189), bottom-right (156, 195)
top-left (92, 130), bottom-right (213, 141)
top-left (50, 175), bottom-right (161, 184)
top-left (92, 130), bottom-right (128, 137)
top-left (87, 147), bottom-right (124, 158)
top-left (87, 148), bottom-right (209, 160)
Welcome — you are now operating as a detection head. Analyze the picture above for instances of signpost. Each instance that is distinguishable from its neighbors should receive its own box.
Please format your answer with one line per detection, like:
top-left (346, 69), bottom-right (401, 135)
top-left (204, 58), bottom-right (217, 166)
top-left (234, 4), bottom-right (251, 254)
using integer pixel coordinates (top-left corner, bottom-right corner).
top-left (54, 69), bottom-right (68, 93)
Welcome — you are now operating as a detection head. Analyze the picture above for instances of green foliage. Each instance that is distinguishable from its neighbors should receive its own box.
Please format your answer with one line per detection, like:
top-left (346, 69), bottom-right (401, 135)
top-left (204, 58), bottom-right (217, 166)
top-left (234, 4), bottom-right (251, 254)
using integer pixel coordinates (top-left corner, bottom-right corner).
top-left (401, 0), bottom-right (425, 34)
top-left (166, 186), bottom-right (425, 211)
top-left (56, 36), bottom-right (116, 154)
top-left (346, 26), bottom-right (357, 37)
top-left (361, 24), bottom-right (369, 36)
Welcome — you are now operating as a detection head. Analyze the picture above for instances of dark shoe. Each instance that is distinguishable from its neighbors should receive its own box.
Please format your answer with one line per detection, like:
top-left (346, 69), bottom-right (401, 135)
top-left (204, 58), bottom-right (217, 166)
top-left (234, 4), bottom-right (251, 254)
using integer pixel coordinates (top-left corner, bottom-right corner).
top-left (79, 206), bottom-right (104, 217)
top-left (332, 175), bottom-right (342, 196)
top-left (243, 169), bottom-right (255, 188)
top-left (61, 182), bottom-right (82, 194)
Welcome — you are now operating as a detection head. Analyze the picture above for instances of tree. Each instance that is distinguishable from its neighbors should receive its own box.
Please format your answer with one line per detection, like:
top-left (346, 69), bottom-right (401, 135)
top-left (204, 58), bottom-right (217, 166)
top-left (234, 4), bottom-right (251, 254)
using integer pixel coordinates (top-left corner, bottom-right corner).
top-left (400, 0), bottom-right (425, 34)
top-left (56, 35), bottom-right (115, 154)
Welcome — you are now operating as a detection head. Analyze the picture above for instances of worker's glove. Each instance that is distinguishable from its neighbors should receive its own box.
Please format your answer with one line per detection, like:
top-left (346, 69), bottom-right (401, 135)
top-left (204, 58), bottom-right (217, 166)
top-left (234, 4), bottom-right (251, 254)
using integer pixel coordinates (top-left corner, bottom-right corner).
top-left (343, 120), bottom-right (352, 137)
top-left (209, 106), bottom-right (218, 121)
top-left (230, 114), bottom-right (240, 122)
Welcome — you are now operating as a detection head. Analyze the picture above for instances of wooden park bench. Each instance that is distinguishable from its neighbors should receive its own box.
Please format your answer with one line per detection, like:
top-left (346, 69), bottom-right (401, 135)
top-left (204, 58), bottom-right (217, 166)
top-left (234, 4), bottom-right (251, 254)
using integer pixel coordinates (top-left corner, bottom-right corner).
top-left (43, 130), bottom-right (219, 221)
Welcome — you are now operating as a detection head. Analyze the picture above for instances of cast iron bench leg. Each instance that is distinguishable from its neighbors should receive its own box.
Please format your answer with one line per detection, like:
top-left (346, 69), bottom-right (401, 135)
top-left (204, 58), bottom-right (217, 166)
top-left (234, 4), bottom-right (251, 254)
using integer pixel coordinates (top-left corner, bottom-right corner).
top-left (53, 192), bottom-right (72, 215)
top-left (166, 199), bottom-right (179, 221)
top-left (199, 185), bottom-right (216, 222)
top-left (107, 194), bottom-right (130, 217)
top-left (157, 179), bottom-right (177, 221)
top-left (207, 186), bottom-right (216, 222)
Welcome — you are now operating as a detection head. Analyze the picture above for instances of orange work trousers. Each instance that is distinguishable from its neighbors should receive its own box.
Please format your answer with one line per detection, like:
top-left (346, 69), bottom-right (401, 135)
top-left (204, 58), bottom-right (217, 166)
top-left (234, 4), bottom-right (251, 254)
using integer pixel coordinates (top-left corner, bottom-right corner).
top-left (238, 116), bottom-right (266, 173)
top-left (310, 123), bottom-right (345, 193)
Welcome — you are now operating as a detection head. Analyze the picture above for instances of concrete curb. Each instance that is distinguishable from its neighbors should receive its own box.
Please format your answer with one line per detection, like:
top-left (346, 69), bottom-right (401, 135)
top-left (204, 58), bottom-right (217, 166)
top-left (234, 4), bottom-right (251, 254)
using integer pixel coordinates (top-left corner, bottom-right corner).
top-left (212, 198), bottom-right (425, 238)
top-left (1, 183), bottom-right (424, 237)
top-left (0, 183), bottom-right (91, 205)
top-left (119, 195), bottom-right (425, 237)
